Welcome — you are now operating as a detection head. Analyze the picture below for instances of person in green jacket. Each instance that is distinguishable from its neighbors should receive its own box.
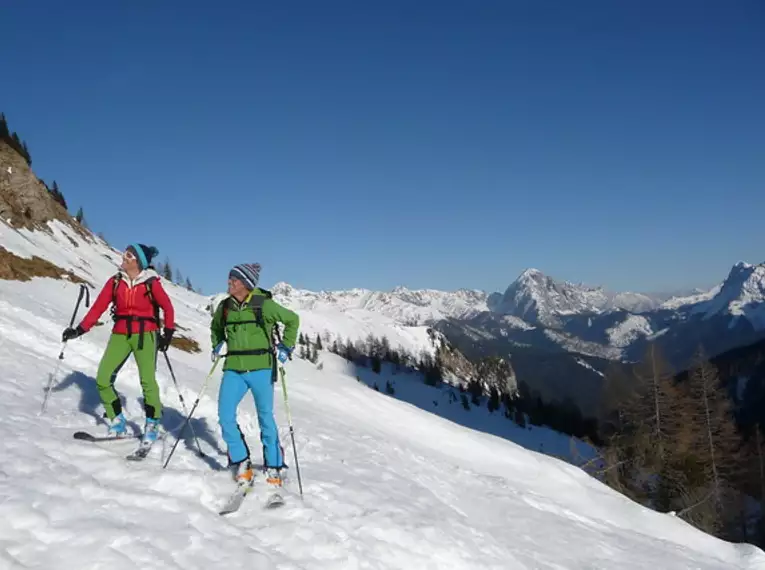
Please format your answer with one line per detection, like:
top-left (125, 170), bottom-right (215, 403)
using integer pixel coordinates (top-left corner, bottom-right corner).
top-left (211, 263), bottom-right (299, 488)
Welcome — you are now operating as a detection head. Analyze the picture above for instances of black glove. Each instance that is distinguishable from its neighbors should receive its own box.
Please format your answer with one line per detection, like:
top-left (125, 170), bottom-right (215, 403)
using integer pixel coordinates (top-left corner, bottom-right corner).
top-left (157, 328), bottom-right (174, 352)
top-left (62, 325), bottom-right (85, 342)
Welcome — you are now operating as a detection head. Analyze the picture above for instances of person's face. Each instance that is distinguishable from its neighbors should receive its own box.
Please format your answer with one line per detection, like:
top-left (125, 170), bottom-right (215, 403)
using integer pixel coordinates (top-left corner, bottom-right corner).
top-left (228, 276), bottom-right (248, 298)
top-left (121, 249), bottom-right (139, 272)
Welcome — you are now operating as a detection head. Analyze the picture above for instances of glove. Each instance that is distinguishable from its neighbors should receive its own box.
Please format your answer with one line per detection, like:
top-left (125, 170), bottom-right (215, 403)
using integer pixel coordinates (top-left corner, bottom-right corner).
top-left (276, 343), bottom-right (293, 364)
top-left (62, 325), bottom-right (85, 342)
top-left (157, 328), bottom-right (174, 352)
top-left (212, 342), bottom-right (224, 362)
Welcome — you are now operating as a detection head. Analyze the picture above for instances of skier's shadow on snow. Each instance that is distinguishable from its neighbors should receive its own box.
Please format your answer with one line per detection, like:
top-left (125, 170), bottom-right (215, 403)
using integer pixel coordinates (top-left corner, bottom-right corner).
top-left (51, 372), bottom-right (227, 471)
top-left (52, 371), bottom-right (142, 434)
top-left (149, 402), bottom-right (227, 472)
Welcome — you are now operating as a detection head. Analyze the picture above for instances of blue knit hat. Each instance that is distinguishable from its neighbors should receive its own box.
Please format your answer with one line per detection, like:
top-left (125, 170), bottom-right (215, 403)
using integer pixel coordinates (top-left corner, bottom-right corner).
top-left (229, 263), bottom-right (261, 291)
top-left (127, 243), bottom-right (159, 270)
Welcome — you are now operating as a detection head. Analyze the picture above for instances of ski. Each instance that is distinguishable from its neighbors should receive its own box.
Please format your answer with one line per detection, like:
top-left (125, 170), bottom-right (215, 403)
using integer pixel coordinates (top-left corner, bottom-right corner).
top-left (264, 492), bottom-right (285, 509)
top-left (126, 435), bottom-right (166, 461)
top-left (219, 481), bottom-right (255, 516)
top-left (73, 430), bottom-right (139, 443)
top-left (126, 444), bottom-right (153, 461)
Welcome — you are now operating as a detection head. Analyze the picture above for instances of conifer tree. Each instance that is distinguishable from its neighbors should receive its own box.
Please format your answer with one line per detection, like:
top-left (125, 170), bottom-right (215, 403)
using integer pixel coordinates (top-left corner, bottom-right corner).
top-left (674, 348), bottom-right (741, 533)
top-left (162, 258), bottom-right (173, 281)
top-left (50, 181), bottom-right (67, 209)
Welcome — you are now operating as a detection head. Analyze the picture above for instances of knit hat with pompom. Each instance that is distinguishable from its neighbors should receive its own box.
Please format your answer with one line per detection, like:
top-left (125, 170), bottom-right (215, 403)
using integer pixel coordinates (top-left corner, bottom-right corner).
top-left (126, 243), bottom-right (159, 270)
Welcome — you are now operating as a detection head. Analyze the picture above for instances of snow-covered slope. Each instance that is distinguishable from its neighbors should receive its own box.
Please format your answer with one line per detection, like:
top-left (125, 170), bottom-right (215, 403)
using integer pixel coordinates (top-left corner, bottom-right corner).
top-left (606, 314), bottom-right (654, 348)
top-left (2, 224), bottom-right (764, 568)
top-left (661, 286), bottom-right (721, 310)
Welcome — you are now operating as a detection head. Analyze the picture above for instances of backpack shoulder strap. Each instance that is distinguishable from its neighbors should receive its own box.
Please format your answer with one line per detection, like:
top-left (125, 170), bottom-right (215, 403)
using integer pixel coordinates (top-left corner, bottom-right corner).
top-left (246, 294), bottom-right (272, 347)
top-left (110, 273), bottom-right (121, 317)
top-left (246, 294), bottom-right (266, 326)
top-left (221, 296), bottom-right (231, 325)
top-left (144, 277), bottom-right (161, 326)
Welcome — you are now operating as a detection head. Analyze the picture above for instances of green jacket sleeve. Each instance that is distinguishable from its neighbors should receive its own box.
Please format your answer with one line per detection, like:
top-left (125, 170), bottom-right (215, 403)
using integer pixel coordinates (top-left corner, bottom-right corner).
top-left (210, 299), bottom-right (226, 348)
top-left (267, 299), bottom-right (299, 348)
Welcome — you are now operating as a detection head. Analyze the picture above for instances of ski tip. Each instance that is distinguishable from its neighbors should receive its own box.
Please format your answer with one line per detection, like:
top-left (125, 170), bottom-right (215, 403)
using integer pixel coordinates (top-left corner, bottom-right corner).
top-left (265, 494), bottom-right (285, 509)
top-left (73, 431), bottom-right (96, 441)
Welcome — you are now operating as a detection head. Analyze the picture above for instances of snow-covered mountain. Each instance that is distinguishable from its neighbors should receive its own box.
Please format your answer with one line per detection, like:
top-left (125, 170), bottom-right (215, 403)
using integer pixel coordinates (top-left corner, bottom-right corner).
top-left (691, 262), bottom-right (765, 329)
top-left (270, 281), bottom-right (489, 325)
top-left (269, 269), bottom-right (671, 331)
top-left (1, 215), bottom-right (763, 570)
top-left (240, 265), bottom-right (765, 415)
top-left (489, 268), bottom-right (665, 327)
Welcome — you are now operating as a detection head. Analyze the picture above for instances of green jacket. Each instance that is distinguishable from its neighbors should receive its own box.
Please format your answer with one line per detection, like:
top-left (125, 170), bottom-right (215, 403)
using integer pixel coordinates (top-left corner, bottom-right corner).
top-left (211, 288), bottom-right (300, 372)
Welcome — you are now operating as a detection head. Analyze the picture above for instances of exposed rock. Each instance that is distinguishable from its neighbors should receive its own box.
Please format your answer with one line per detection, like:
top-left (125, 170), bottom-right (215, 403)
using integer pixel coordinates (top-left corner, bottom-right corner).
top-left (0, 141), bottom-right (77, 232)
top-left (0, 245), bottom-right (87, 284)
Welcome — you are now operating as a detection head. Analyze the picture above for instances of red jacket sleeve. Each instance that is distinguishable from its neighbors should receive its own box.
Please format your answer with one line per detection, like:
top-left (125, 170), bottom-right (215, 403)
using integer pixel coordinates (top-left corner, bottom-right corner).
top-left (79, 279), bottom-right (114, 332)
top-left (152, 280), bottom-right (176, 330)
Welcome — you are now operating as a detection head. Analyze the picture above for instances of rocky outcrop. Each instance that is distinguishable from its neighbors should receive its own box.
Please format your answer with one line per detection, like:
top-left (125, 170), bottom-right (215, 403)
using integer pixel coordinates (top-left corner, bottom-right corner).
top-left (430, 328), bottom-right (518, 396)
top-left (0, 141), bottom-right (73, 230)
top-left (0, 245), bottom-right (86, 284)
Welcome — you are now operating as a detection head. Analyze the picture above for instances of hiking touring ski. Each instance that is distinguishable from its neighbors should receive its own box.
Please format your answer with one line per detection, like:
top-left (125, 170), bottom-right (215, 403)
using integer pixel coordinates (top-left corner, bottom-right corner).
top-left (264, 492), bottom-right (285, 509)
top-left (219, 474), bottom-right (288, 515)
top-left (73, 430), bottom-right (162, 462)
top-left (219, 480), bottom-right (256, 515)
top-left (126, 443), bottom-right (154, 461)
top-left (73, 430), bottom-right (139, 443)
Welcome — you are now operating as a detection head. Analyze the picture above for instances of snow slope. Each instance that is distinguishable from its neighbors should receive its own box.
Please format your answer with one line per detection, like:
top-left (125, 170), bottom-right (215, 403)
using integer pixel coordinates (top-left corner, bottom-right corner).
top-left (1, 222), bottom-right (764, 569)
top-left (606, 314), bottom-right (654, 348)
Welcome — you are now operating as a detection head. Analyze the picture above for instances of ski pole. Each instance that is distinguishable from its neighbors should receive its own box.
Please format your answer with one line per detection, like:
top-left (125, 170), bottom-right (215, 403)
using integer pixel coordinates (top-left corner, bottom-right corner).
top-left (41, 284), bottom-right (90, 415)
top-left (163, 356), bottom-right (222, 469)
top-left (278, 363), bottom-right (304, 497)
top-left (272, 326), bottom-right (303, 497)
top-left (163, 352), bottom-right (205, 458)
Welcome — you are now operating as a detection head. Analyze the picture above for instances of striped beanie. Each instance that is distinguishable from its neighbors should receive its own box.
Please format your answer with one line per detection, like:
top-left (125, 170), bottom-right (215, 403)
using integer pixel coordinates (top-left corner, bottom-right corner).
top-left (229, 263), bottom-right (261, 291)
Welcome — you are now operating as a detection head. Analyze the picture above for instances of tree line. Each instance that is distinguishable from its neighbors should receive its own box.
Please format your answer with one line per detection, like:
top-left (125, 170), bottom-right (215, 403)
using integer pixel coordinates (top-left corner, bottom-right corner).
top-left (154, 258), bottom-right (200, 293)
top-left (0, 112), bottom-right (32, 166)
top-left (295, 329), bottom-right (602, 445)
top-left (593, 343), bottom-right (764, 546)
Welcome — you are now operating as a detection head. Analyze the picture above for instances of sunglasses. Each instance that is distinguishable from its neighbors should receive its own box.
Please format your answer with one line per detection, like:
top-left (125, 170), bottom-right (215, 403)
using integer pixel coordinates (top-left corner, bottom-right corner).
top-left (123, 251), bottom-right (136, 261)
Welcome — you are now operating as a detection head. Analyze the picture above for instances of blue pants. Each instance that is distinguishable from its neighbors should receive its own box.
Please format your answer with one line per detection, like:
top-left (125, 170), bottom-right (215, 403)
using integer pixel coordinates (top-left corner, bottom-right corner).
top-left (218, 368), bottom-right (284, 468)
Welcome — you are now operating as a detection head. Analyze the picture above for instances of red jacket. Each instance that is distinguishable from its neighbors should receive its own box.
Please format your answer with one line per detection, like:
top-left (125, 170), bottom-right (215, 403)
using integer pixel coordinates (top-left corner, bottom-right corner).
top-left (80, 270), bottom-right (175, 334)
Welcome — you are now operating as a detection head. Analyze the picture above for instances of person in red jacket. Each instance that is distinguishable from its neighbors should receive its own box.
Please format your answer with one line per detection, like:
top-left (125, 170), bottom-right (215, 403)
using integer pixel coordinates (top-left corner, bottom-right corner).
top-left (62, 243), bottom-right (175, 444)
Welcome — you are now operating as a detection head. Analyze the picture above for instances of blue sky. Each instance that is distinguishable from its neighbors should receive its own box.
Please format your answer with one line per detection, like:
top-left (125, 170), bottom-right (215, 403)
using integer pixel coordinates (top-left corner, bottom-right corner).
top-left (2, 1), bottom-right (763, 295)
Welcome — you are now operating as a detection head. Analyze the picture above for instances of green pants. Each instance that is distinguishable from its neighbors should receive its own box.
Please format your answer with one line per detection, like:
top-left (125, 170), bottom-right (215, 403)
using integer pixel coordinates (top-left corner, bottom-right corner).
top-left (96, 332), bottom-right (161, 420)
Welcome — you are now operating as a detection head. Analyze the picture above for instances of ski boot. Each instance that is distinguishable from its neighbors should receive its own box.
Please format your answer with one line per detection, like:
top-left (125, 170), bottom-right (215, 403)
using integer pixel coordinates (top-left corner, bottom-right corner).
top-left (142, 417), bottom-right (161, 446)
top-left (264, 467), bottom-right (286, 508)
top-left (107, 413), bottom-right (128, 438)
top-left (233, 459), bottom-right (255, 488)
top-left (265, 467), bottom-right (284, 488)
top-left (126, 417), bottom-right (162, 461)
